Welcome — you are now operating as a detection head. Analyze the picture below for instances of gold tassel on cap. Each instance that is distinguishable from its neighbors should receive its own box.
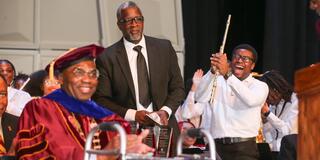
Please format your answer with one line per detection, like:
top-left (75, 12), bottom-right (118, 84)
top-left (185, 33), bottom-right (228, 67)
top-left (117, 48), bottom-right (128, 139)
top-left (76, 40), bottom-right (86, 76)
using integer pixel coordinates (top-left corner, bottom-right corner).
top-left (48, 48), bottom-right (77, 81)
top-left (49, 61), bottom-right (55, 81)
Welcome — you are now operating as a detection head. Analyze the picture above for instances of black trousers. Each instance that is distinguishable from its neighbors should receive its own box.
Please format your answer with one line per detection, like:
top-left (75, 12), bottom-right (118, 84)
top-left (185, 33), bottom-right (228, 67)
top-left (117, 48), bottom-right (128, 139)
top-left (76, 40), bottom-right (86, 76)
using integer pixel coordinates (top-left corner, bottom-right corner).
top-left (215, 140), bottom-right (259, 160)
top-left (271, 151), bottom-right (280, 160)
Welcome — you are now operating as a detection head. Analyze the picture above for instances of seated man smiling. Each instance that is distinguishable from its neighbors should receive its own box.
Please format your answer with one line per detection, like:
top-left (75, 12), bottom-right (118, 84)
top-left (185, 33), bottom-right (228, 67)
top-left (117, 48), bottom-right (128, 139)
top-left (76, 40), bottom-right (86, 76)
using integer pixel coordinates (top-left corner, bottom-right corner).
top-left (14, 44), bottom-right (153, 160)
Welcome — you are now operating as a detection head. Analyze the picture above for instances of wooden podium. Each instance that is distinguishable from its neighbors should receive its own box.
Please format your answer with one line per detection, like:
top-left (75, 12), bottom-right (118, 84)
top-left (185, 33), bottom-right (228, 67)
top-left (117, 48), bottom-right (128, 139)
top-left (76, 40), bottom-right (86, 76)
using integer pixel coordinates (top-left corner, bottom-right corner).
top-left (294, 63), bottom-right (320, 160)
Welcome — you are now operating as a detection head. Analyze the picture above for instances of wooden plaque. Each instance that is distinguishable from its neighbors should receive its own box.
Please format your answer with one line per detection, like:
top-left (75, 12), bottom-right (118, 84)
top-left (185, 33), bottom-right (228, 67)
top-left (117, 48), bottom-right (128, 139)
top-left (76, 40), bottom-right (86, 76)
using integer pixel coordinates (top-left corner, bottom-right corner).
top-left (156, 126), bottom-right (173, 157)
top-left (128, 121), bottom-right (139, 134)
top-left (142, 126), bottom-right (156, 149)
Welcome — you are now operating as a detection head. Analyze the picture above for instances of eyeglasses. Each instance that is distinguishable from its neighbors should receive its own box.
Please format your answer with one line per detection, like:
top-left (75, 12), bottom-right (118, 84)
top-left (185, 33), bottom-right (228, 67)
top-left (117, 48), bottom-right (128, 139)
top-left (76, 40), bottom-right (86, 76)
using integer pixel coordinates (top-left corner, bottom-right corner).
top-left (118, 16), bottom-right (144, 25)
top-left (271, 88), bottom-right (281, 96)
top-left (0, 92), bottom-right (7, 98)
top-left (44, 79), bottom-right (61, 86)
top-left (0, 69), bottom-right (14, 74)
top-left (268, 87), bottom-right (282, 100)
top-left (232, 54), bottom-right (254, 63)
top-left (72, 67), bottom-right (99, 79)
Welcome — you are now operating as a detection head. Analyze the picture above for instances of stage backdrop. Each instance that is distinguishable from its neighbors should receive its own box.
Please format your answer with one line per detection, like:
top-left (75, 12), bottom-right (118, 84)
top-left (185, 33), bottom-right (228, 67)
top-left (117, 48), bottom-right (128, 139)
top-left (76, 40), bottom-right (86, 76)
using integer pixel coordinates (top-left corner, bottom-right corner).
top-left (182, 0), bottom-right (320, 84)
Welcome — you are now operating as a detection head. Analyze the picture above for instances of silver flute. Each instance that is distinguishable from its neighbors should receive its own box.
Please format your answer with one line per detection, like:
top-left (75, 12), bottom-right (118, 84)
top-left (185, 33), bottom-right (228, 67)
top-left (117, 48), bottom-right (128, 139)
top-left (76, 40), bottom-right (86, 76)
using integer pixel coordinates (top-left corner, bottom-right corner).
top-left (210, 14), bottom-right (231, 104)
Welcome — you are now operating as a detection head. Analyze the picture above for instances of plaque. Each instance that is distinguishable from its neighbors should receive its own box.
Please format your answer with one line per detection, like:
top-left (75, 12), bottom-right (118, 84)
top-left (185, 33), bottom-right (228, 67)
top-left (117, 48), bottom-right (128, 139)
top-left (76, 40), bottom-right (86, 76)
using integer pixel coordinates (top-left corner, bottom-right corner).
top-left (128, 121), bottom-right (139, 134)
top-left (156, 126), bottom-right (173, 157)
top-left (142, 126), bottom-right (156, 149)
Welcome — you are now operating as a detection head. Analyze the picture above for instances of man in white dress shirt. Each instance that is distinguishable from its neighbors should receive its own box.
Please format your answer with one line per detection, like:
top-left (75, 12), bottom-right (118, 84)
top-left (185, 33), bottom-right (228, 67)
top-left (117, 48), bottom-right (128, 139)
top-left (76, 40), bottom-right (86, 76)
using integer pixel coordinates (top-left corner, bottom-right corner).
top-left (0, 60), bottom-right (31, 116)
top-left (195, 44), bottom-right (269, 160)
top-left (93, 1), bottom-right (184, 156)
top-left (259, 70), bottom-right (298, 160)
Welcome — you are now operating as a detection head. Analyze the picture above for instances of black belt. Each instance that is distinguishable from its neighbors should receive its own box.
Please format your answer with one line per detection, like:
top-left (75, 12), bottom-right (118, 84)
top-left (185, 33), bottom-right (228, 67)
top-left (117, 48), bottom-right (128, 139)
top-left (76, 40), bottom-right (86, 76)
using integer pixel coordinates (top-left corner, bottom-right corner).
top-left (215, 137), bottom-right (256, 144)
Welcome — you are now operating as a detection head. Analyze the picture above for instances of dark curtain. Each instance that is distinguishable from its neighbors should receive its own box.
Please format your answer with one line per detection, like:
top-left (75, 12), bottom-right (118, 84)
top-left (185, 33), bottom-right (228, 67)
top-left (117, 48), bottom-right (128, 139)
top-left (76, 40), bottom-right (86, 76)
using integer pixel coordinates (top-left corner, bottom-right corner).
top-left (182, 0), bottom-right (320, 84)
top-left (262, 0), bottom-right (320, 84)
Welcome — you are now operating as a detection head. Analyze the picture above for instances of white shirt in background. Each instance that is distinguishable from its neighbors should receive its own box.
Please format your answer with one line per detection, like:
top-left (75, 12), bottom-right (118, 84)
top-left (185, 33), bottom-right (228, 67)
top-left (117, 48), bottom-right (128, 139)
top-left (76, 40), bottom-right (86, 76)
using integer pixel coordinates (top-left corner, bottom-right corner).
top-left (263, 93), bottom-right (298, 152)
top-left (6, 87), bottom-right (32, 116)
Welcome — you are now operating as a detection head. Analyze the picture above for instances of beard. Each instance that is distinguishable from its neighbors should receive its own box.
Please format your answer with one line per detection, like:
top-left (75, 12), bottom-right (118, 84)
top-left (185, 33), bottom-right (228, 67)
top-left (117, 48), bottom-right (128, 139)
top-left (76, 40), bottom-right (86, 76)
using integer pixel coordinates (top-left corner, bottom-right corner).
top-left (129, 33), bottom-right (142, 42)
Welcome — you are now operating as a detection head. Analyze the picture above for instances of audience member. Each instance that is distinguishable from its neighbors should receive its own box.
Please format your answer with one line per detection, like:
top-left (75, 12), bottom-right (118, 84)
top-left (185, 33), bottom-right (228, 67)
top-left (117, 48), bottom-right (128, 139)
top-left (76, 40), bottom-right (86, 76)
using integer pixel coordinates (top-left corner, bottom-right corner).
top-left (0, 74), bottom-right (18, 155)
top-left (24, 70), bottom-right (61, 97)
top-left (309, 0), bottom-right (320, 40)
top-left (12, 73), bottom-right (29, 90)
top-left (310, 0), bottom-right (320, 16)
top-left (93, 1), bottom-right (184, 155)
top-left (177, 69), bottom-right (213, 132)
top-left (178, 121), bottom-right (197, 148)
top-left (178, 121), bottom-right (220, 159)
top-left (14, 44), bottom-right (154, 159)
top-left (175, 78), bottom-right (201, 127)
top-left (0, 60), bottom-right (31, 116)
top-left (195, 44), bottom-right (269, 160)
top-left (259, 70), bottom-right (298, 160)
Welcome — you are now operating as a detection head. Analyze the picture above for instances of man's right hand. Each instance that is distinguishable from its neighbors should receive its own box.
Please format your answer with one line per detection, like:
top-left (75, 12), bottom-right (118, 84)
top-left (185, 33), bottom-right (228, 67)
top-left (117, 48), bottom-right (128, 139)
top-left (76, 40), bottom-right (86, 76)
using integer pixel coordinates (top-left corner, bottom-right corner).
top-left (210, 52), bottom-right (229, 76)
top-left (135, 110), bottom-right (152, 125)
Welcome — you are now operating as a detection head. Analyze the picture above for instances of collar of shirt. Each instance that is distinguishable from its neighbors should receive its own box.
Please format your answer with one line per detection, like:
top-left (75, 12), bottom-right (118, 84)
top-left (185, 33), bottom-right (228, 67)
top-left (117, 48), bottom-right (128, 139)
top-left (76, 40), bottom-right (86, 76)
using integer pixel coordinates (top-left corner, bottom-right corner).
top-left (123, 36), bottom-right (146, 54)
top-left (123, 35), bottom-right (149, 70)
top-left (242, 74), bottom-right (254, 85)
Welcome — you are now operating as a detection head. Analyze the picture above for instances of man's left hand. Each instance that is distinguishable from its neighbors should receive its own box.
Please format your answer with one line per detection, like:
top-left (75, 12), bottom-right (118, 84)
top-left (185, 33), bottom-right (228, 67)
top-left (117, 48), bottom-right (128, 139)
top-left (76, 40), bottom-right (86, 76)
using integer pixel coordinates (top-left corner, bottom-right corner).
top-left (155, 110), bottom-right (169, 126)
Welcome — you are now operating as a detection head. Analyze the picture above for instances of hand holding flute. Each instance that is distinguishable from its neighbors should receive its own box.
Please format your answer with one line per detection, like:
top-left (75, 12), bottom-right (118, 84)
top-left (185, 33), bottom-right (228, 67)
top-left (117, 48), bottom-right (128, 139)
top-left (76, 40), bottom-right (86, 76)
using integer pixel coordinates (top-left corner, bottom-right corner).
top-left (210, 53), bottom-right (229, 76)
top-left (210, 14), bottom-right (231, 104)
top-left (210, 14), bottom-right (231, 75)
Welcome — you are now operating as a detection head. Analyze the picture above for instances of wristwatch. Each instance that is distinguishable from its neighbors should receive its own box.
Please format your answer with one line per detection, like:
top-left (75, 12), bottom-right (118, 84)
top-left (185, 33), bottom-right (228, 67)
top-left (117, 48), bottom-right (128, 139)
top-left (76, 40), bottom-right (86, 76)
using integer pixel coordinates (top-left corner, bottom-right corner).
top-left (264, 110), bottom-right (271, 117)
top-left (224, 70), bottom-right (232, 79)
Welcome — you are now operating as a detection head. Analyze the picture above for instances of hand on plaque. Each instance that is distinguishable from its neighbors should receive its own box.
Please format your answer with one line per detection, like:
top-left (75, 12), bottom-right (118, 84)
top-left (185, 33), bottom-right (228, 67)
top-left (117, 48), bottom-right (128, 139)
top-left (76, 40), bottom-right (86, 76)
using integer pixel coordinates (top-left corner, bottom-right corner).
top-left (155, 110), bottom-right (169, 126)
top-left (135, 110), bottom-right (153, 125)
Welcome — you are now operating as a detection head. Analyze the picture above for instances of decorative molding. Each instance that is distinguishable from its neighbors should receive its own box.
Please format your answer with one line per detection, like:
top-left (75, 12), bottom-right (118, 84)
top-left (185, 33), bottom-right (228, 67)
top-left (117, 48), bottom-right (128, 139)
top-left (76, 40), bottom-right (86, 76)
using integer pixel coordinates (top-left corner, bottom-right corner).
top-left (0, 0), bottom-right (38, 49)
top-left (38, 0), bottom-right (101, 49)
top-left (100, 0), bottom-right (184, 52)
top-left (0, 49), bottom-right (38, 74)
top-left (0, 0), bottom-right (185, 75)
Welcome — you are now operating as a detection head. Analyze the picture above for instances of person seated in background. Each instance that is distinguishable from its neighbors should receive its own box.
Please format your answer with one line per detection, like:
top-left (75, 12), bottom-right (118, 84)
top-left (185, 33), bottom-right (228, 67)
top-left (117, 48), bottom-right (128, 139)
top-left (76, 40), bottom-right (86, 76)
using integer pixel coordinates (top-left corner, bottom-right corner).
top-left (178, 121), bottom-right (207, 154)
top-left (176, 69), bottom-right (212, 133)
top-left (178, 121), bottom-right (197, 148)
top-left (278, 134), bottom-right (297, 160)
top-left (0, 59), bottom-right (31, 117)
top-left (0, 74), bottom-right (18, 156)
top-left (14, 44), bottom-right (154, 160)
top-left (23, 69), bottom-right (61, 97)
top-left (259, 70), bottom-right (298, 160)
top-left (176, 69), bottom-right (203, 128)
top-left (12, 73), bottom-right (29, 90)
top-left (310, 0), bottom-right (320, 16)
top-left (177, 69), bottom-right (222, 157)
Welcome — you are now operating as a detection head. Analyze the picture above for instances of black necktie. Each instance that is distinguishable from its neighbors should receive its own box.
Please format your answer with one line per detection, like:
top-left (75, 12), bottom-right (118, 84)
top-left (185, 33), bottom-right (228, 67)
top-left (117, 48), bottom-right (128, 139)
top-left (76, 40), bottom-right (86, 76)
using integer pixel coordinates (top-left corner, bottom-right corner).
top-left (133, 45), bottom-right (151, 107)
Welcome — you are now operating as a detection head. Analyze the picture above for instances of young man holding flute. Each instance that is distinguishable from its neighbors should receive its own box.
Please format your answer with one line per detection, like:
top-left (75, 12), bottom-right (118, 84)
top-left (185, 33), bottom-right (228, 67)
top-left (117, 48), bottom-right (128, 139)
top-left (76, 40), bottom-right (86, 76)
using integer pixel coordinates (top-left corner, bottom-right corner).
top-left (195, 44), bottom-right (269, 160)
